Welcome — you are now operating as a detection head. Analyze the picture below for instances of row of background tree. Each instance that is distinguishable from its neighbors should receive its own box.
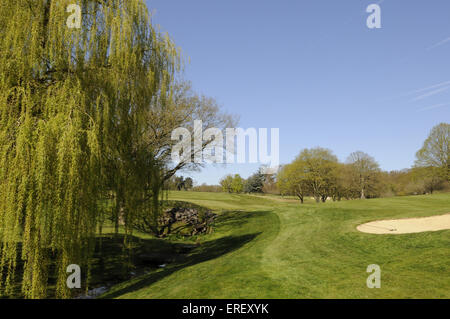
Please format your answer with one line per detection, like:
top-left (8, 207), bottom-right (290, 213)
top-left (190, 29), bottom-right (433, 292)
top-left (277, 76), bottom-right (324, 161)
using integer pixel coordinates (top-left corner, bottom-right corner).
top-left (165, 176), bottom-right (194, 191)
top-left (194, 123), bottom-right (449, 202)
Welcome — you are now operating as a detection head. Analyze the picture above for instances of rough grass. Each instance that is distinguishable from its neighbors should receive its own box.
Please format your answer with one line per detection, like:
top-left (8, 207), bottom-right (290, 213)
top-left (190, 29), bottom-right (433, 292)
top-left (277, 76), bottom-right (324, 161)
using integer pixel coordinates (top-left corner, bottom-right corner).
top-left (101, 192), bottom-right (450, 299)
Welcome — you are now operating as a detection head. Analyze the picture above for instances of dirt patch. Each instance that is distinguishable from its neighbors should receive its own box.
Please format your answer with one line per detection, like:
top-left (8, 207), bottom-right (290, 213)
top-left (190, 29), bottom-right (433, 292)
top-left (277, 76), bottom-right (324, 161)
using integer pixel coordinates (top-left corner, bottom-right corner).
top-left (357, 213), bottom-right (450, 234)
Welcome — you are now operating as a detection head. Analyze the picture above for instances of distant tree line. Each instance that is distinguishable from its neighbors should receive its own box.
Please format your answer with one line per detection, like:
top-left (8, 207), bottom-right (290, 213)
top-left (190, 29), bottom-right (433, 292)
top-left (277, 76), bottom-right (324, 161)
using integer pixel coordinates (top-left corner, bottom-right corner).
top-left (278, 148), bottom-right (382, 203)
top-left (278, 123), bottom-right (449, 203)
top-left (218, 168), bottom-right (278, 194)
top-left (207, 123), bottom-right (449, 201)
top-left (165, 175), bottom-right (194, 191)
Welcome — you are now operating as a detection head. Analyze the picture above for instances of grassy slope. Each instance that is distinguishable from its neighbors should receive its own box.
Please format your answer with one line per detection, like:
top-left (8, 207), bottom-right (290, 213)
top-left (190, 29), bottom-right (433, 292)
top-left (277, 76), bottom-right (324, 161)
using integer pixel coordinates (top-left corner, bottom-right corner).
top-left (102, 192), bottom-right (450, 299)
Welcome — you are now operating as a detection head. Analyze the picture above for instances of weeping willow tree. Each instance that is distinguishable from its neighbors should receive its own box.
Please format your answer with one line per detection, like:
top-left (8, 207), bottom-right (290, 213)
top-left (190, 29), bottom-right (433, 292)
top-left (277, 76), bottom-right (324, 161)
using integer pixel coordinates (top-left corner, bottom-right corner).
top-left (0, 0), bottom-right (180, 298)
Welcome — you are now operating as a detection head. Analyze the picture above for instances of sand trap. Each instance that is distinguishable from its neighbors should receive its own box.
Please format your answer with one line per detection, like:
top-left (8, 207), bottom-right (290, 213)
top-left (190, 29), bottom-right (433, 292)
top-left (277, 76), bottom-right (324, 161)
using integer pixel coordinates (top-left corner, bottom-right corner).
top-left (357, 213), bottom-right (450, 234)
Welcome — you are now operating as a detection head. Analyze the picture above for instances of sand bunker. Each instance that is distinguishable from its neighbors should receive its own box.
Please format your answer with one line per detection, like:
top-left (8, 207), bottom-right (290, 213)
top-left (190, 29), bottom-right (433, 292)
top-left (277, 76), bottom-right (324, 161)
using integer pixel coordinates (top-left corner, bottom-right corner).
top-left (357, 213), bottom-right (450, 234)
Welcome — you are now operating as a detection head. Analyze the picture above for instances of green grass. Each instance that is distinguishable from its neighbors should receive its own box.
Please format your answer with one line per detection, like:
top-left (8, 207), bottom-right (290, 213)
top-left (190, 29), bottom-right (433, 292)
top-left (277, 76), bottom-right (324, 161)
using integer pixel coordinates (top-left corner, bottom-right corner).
top-left (101, 192), bottom-right (450, 299)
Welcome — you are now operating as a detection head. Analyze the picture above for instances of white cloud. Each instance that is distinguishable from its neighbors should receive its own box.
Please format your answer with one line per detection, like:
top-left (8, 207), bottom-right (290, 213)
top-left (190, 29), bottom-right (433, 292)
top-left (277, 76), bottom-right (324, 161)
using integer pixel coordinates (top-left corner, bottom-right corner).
top-left (427, 37), bottom-right (450, 51)
top-left (410, 86), bottom-right (450, 102)
top-left (417, 103), bottom-right (450, 112)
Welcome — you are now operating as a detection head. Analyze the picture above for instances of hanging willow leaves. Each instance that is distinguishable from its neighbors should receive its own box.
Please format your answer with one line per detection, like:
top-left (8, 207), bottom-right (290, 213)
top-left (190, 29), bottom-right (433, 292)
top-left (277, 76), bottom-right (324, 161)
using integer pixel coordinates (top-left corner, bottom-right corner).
top-left (0, 0), bottom-right (179, 298)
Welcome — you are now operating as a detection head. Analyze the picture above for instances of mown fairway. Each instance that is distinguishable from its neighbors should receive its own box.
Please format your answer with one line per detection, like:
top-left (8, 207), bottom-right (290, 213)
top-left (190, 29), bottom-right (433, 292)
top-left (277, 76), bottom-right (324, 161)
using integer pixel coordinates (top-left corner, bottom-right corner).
top-left (102, 192), bottom-right (450, 299)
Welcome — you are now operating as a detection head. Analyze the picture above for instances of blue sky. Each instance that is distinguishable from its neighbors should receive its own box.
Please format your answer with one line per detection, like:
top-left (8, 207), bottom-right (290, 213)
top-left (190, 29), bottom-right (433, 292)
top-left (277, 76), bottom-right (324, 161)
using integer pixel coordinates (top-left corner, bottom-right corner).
top-left (146, 0), bottom-right (450, 185)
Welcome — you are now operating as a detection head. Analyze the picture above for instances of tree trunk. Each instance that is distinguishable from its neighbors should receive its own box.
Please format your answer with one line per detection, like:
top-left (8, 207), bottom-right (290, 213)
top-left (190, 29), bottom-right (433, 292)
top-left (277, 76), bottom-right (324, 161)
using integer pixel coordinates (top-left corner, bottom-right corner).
top-left (360, 175), bottom-right (366, 199)
top-left (42, 0), bottom-right (51, 49)
top-left (296, 191), bottom-right (304, 204)
top-left (114, 198), bottom-right (123, 236)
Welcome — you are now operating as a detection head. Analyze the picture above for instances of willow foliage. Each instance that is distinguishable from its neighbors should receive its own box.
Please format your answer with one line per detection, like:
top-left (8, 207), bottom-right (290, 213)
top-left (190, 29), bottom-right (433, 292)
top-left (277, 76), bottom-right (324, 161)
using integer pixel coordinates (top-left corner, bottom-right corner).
top-left (0, 0), bottom-right (179, 298)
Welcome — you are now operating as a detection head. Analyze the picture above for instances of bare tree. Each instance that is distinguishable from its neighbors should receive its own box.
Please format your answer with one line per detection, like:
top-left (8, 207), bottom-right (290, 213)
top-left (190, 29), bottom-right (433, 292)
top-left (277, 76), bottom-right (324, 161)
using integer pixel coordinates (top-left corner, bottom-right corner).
top-left (346, 151), bottom-right (380, 199)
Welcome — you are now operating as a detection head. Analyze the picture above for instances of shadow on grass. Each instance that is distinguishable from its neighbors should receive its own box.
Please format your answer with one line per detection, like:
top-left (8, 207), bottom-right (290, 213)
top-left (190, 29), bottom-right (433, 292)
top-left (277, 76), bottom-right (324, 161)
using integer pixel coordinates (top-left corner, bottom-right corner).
top-left (100, 232), bottom-right (260, 299)
top-left (1, 209), bottom-right (266, 298)
top-left (214, 210), bottom-right (272, 229)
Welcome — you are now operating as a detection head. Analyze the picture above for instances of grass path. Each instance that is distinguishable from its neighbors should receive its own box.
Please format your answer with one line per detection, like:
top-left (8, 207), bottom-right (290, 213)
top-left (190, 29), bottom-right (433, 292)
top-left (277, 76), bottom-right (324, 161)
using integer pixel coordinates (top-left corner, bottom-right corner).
top-left (102, 192), bottom-right (450, 299)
